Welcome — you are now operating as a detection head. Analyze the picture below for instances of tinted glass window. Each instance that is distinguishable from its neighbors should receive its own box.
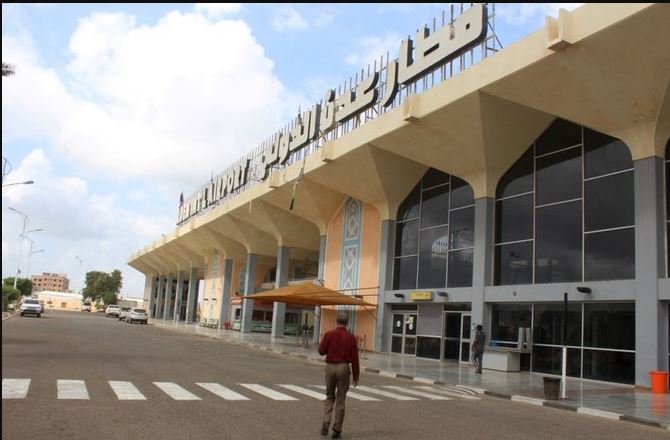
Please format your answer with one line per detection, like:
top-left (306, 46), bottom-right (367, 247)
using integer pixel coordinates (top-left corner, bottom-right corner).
top-left (420, 186), bottom-right (449, 228)
top-left (422, 168), bottom-right (450, 188)
top-left (449, 207), bottom-right (474, 249)
top-left (583, 303), bottom-right (634, 350)
top-left (494, 241), bottom-right (533, 285)
top-left (496, 149), bottom-right (534, 199)
top-left (585, 171), bottom-right (634, 231)
top-left (395, 220), bottom-right (419, 256)
top-left (532, 346), bottom-right (582, 377)
top-left (583, 350), bottom-right (634, 384)
top-left (584, 128), bottom-right (632, 178)
top-left (416, 336), bottom-right (441, 359)
top-left (418, 226), bottom-right (448, 289)
top-left (25, 299), bottom-right (39, 304)
top-left (397, 183), bottom-right (421, 221)
top-left (491, 304), bottom-right (532, 342)
top-left (585, 228), bottom-right (635, 281)
top-left (536, 147), bottom-right (582, 205)
top-left (450, 177), bottom-right (474, 208)
top-left (495, 195), bottom-right (533, 243)
top-left (448, 249), bottom-right (473, 288)
top-left (393, 257), bottom-right (417, 290)
top-left (533, 303), bottom-right (581, 346)
top-left (535, 119), bottom-right (582, 156)
top-left (535, 201), bottom-right (582, 283)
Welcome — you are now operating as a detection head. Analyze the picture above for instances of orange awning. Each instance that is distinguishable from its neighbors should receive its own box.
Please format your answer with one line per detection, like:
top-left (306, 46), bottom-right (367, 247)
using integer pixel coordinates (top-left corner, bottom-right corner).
top-left (241, 282), bottom-right (376, 307)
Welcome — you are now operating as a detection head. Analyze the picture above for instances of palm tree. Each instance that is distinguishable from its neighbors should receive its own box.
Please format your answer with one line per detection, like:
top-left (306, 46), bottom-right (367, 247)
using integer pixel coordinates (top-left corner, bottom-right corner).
top-left (2, 62), bottom-right (15, 77)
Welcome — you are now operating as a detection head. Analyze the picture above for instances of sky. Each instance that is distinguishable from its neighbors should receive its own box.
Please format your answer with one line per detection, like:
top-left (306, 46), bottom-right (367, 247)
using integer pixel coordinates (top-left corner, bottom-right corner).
top-left (2, 3), bottom-right (583, 299)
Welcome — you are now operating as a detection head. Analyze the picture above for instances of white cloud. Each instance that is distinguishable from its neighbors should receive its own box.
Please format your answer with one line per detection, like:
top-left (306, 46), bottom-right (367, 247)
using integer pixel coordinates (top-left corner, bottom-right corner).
top-left (272, 6), bottom-right (308, 32)
top-left (345, 34), bottom-right (401, 68)
top-left (194, 3), bottom-right (242, 19)
top-left (3, 9), bottom-right (288, 195)
top-left (496, 3), bottom-right (584, 26)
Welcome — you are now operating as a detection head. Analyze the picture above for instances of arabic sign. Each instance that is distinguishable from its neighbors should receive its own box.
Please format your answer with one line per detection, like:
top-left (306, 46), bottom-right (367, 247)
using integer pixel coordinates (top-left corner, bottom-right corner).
top-left (178, 4), bottom-right (489, 224)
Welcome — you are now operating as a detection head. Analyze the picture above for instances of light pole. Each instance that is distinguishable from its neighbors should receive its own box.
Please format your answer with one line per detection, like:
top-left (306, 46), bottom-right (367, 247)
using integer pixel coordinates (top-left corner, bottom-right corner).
top-left (8, 207), bottom-right (28, 290)
top-left (2, 180), bottom-right (34, 189)
top-left (27, 246), bottom-right (45, 280)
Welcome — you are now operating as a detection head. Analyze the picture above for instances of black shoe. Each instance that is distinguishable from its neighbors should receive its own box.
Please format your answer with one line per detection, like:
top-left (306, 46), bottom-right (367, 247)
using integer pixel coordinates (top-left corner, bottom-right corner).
top-left (332, 431), bottom-right (342, 439)
top-left (321, 424), bottom-right (329, 436)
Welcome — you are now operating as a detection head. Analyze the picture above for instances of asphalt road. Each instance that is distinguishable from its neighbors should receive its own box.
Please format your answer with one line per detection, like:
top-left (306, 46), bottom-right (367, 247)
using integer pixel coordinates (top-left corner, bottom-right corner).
top-left (2, 310), bottom-right (665, 440)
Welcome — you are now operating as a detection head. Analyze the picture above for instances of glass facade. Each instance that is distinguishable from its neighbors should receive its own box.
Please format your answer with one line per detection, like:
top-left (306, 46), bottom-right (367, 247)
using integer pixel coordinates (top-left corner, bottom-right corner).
top-left (494, 119), bottom-right (635, 285)
top-left (393, 169), bottom-right (475, 289)
top-left (666, 140), bottom-right (670, 276)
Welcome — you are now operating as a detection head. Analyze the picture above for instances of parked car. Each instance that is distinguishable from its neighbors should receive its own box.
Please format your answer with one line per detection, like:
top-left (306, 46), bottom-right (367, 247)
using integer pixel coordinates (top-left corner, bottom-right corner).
top-left (20, 298), bottom-right (42, 318)
top-left (126, 308), bottom-right (148, 325)
top-left (118, 307), bottom-right (131, 321)
top-left (81, 303), bottom-right (91, 312)
top-left (105, 304), bottom-right (120, 317)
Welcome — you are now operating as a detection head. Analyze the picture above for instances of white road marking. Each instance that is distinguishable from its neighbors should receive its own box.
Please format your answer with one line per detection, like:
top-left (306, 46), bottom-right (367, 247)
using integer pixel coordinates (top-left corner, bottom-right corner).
top-left (511, 395), bottom-right (544, 406)
top-left (576, 407), bottom-right (621, 420)
top-left (239, 384), bottom-right (297, 401)
top-left (196, 383), bottom-right (249, 401)
top-left (2, 379), bottom-right (31, 399)
top-left (415, 386), bottom-right (480, 400)
top-left (312, 385), bottom-right (380, 401)
top-left (57, 380), bottom-right (89, 400)
top-left (153, 382), bottom-right (200, 400)
top-left (355, 385), bottom-right (419, 401)
top-left (277, 384), bottom-right (325, 400)
top-left (381, 385), bottom-right (451, 400)
top-left (109, 381), bottom-right (146, 400)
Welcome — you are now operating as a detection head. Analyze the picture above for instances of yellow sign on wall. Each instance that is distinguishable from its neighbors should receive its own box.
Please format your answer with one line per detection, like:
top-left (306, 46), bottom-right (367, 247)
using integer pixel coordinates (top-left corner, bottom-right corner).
top-left (410, 291), bottom-right (433, 301)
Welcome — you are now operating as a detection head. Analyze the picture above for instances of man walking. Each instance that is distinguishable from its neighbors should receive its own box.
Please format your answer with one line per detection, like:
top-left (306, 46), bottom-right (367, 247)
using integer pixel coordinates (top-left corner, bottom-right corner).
top-left (318, 313), bottom-right (359, 439)
top-left (471, 324), bottom-right (486, 374)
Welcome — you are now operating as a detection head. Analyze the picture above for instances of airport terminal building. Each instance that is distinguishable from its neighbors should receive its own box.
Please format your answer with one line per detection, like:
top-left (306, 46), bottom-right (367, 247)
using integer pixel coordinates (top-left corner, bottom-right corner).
top-left (129, 3), bottom-right (670, 387)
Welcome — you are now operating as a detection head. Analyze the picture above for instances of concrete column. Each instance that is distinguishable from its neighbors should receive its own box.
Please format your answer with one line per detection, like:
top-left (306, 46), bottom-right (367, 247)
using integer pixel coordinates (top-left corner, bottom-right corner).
top-left (185, 267), bottom-right (197, 323)
top-left (163, 273), bottom-right (173, 320)
top-left (218, 259), bottom-right (233, 329)
top-left (173, 270), bottom-right (184, 322)
top-left (154, 276), bottom-right (165, 319)
top-left (374, 220), bottom-right (395, 352)
top-left (146, 276), bottom-right (156, 317)
top-left (240, 253), bottom-right (257, 333)
top-left (271, 246), bottom-right (290, 338)
top-left (634, 157), bottom-right (667, 386)
top-left (472, 197), bottom-right (494, 336)
top-left (313, 235), bottom-right (327, 344)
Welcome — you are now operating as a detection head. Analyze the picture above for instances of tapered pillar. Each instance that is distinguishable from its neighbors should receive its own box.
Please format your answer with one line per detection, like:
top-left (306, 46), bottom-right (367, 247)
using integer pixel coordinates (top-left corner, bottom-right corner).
top-left (173, 270), bottom-right (184, 322)
top-left (163, 273), bottom-right (173, 320)
top-left (218, 259), bottom-right (233, 329)
top-left (313, 235), bottom-right (327, 344)
top-left (374, 220), bottom-right (395, 352)
top-left (186, 267), bottom-right (199, 323)
top-left (240, 253), bottom-right (257, 333)
top-left (154, 276), bottom-right (165, 319)
top-left (271, 246), bottom-right (290, 337)
top-left (472, 197), bottom-right (494, 336)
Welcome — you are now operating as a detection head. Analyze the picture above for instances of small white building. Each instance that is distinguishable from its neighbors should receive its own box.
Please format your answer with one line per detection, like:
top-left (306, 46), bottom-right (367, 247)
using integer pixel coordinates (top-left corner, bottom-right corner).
top-left (36, 291), bottom-right (83, 310)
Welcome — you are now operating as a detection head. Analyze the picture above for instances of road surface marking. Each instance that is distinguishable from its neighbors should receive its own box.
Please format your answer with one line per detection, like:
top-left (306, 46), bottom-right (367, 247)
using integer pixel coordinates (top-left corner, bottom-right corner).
top-left (57, 380), bottom-right (89, 400)
top-left (277, 384), bottom-right (325, 400)
top-left (153, 382), bottom-right (200, 400)
top-left (382, 385), bottom-right (451, 400)
top-left (313, 385), bottom-right (380, 401)
top-left (2, 379), bottom-right (31, 399)
top-left (109, 381), bottom-right (147, 400)
top-left (354, 385), bottom-right (418, 400)
top-left (415, 386), bottom-right (480, 400)
top-left (196, 383), bottom-right (249, 401)
top-left (239, 384), bottom-right (297, 401)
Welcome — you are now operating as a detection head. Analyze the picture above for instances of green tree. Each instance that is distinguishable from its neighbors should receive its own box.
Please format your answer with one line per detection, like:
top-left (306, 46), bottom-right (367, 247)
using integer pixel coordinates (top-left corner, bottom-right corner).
top-left (2, 62), bottom-right (15, 77)
top-left (2, 285), bottom-right (20, 312)
top-left (3, 277), bottom-right (33, 297)
top-left (82, 270), bottom-right (123, 307)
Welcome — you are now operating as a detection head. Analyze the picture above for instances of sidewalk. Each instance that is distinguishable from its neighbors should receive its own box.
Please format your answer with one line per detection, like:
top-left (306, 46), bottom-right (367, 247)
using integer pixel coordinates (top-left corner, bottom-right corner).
top-left (151, 319), bottom-right (670, 431)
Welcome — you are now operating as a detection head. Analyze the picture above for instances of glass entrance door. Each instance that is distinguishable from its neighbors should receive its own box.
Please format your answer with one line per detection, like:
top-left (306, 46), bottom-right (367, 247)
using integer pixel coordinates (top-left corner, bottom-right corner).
top-left (443, 312), bottom-right (461, 360)
top-left (391, 313), bottom-right (417, 355)
top-left (460, 314), bottom-right (472, 363)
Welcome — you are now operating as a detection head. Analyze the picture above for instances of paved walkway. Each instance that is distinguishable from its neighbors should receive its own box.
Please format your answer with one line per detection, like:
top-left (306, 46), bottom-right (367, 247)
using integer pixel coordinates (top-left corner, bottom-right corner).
top-left (151, 319), bottom-right (670, 431)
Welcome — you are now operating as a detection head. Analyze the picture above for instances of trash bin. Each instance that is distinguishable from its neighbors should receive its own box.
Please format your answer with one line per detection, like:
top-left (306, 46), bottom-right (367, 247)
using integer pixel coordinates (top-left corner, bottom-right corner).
top-left (543, 377), bottom-right (560, 400)
top-left (649, 371), bottom-right (669, 394)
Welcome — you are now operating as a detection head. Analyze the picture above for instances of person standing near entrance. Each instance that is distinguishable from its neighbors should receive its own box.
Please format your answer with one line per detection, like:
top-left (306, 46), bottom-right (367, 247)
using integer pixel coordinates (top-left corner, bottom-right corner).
top-left (318, 313), bottom-right (360, 439)
top-left (471, 324), bottom-right (486, 374)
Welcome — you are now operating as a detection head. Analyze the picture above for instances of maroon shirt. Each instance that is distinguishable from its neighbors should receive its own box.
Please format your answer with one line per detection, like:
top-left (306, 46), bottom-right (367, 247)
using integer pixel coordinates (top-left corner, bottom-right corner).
top-left (318, 326), bottom-right (360, 381)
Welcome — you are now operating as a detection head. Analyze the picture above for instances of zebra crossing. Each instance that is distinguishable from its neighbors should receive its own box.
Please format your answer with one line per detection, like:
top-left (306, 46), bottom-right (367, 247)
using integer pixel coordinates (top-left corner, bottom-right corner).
top-left (2, 378), bottom-right (481, 403)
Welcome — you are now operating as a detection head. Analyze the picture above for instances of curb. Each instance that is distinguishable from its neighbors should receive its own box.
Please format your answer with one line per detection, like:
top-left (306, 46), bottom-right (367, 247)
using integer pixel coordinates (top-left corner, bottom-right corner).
top-left (152, 322), bottom-right (669, 431)
top-left (2, 312), bottom-right (19, 321)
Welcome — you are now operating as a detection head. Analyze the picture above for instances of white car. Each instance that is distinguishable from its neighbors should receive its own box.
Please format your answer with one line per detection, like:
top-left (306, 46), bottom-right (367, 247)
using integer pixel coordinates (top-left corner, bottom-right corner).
top-left (81, 304), bottom-right (91, 312)
top-left (20, 298), bottom-right (42, 318)
top-left (105, 304), bottom-right (120, 317)
top-left (126, 308), bottom-right (148, 325)
top-left (118, 307), bottom-right (131, 321)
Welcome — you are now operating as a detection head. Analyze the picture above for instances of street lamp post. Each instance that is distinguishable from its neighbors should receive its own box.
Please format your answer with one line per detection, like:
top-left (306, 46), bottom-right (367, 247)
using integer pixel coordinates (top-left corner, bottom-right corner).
top-left (8, 207), bottom-right (28, 290)
top-left (2, 180), bottom-right (34, 189)
top-left (27, 247), bottom-right (45, 280)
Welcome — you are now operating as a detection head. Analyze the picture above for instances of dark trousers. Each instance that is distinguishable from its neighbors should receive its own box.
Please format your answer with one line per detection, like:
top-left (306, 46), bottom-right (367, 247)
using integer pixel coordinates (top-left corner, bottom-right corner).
top-left (472, 349), bottom-right (484, 372)
top-left (323, 362), bottom-right (351, 432)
